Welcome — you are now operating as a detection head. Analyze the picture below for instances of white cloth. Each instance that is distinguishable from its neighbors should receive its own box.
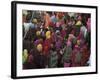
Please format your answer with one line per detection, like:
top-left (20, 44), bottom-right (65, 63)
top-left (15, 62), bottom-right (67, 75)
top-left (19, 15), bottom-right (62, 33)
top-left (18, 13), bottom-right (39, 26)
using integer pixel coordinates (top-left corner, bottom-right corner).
top-left (80, 26), bottom-right (87, 38)
top-left (23, 22), bottom-right (32, 39)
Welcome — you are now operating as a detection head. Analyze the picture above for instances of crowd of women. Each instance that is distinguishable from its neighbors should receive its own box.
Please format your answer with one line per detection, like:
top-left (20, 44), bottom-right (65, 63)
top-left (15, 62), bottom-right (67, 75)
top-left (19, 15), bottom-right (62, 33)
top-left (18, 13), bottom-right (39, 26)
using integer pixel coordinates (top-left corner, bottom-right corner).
top-left (22, 10), bottom-right (91, 69)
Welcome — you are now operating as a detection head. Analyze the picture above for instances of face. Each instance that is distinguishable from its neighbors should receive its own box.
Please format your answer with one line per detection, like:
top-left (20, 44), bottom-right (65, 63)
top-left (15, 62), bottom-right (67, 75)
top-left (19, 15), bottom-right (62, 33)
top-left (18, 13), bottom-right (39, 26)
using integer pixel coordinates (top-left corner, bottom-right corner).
top-left (50, 44), bottom-right (54, 48)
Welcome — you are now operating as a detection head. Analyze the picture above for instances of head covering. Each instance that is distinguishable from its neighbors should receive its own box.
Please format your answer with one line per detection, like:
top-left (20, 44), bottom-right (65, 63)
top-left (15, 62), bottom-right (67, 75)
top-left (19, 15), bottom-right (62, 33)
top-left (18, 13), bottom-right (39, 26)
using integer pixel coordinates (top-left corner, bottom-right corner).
top-left (34, 39), bottom-right (40, 46)
top-left (23, 49), bottom-right (28, 63)
top-left (36, 31), bottom-right (41, 36)
top-left (32, 18), bottom-right (37, 23)
top-left (75, 21), bottom-right (82, 26)
top-left (46, 31), bottom-right (51, 36)
top-left (46, 31), bottom-right (51, 39)
top-left (37, 44), bottom-right (43, 52)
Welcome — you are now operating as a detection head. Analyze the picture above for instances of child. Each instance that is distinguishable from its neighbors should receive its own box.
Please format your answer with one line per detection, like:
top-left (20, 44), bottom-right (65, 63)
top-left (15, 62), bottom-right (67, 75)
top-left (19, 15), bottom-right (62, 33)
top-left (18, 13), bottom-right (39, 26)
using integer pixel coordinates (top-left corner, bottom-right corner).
top-left (48, 43), bottom-right (58, 68)
top-left (62, 40), bottom-right (72, 67)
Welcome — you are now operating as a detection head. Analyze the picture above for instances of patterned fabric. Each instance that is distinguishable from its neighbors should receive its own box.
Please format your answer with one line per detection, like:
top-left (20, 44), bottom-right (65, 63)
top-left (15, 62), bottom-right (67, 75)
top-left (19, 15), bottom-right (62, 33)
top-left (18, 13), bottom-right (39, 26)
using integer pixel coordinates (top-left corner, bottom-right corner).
top-left (62, 46), bottom-right (72, 63)
top-left (48, 50), bottom-right (58, 68)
